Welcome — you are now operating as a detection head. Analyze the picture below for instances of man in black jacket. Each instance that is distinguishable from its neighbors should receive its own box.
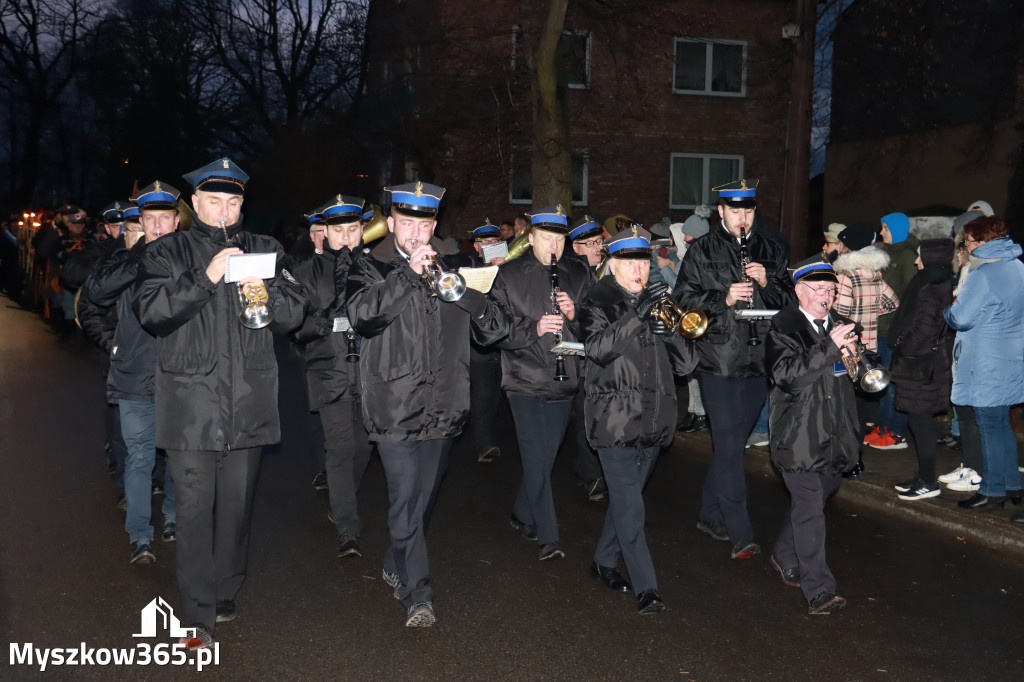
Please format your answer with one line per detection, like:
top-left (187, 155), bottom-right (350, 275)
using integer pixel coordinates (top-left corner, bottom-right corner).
top-left (490, 204), bottom-right (596, 561)
top-left (91, 182), bottom-right (181, 565)
top-left (765, 257), bottom-right (858, 615)
top-left (134, 158), bottom-right (305, 648)
top-left (579, 226), bottom-right (696, 615)
top-left (346, 182), bottom-right (509, 628)
top-left (286, 194), bottom-right (372, 558)
top-left (672, 179), bottom-right (792, 559)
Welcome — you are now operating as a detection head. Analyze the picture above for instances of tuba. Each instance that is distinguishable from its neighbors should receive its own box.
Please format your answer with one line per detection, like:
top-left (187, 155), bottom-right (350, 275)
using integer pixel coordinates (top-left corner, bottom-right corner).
top-left (361, 204), bottom-right (389, 244)
top-left (504, 226), bottom-right (533, 262)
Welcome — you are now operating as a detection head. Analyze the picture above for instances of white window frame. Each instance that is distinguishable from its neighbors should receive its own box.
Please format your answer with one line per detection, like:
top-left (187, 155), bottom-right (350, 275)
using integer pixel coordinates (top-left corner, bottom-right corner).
top-left (564, 30), bottom-right (592, 90)
top-left (669, 153), bottom-right (744, 210)
top-left (509, 147), bottom-right (589, 207)
top-left (672, 37), bottom-right (747, 97)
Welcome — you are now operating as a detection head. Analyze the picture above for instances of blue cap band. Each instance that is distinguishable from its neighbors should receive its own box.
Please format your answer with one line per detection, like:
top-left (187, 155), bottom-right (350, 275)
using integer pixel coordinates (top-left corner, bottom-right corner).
top-left (607, 237), bottom-right (649, 254)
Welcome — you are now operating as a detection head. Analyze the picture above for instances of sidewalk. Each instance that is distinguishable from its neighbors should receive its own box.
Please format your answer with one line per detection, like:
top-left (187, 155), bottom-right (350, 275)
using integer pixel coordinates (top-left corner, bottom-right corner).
top-left (674, 428), bottom-right (1024, 559)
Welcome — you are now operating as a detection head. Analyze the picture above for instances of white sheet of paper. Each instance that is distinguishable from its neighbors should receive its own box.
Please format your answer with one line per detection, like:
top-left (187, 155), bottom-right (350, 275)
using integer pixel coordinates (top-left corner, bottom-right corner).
top-left (458, 265), bottom-right (499, 293)
top-left (224, 252), bottom-right (276, 283)
top-left (332, 316), bottom-right (352, 333)
top-left (480, 241), bottom-right (508, 263)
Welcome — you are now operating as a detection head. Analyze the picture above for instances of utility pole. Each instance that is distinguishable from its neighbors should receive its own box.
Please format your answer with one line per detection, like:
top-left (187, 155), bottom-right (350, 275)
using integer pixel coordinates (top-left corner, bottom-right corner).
top-left (780, 0), bottom-right (817, 260)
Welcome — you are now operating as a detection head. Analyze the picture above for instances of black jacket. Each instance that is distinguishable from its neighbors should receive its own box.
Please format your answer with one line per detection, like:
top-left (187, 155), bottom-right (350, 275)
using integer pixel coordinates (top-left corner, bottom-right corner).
top-left (766, 303), bottom-right (859, 475)
top-left (133, 217), bottom-right (306, 451)
top-left (891, 276), bottom-right (954, 415)
top-left (489, 251), bottom-right (595, 400)
top-left (579, 276), bottom-right (697, 449)
top-left (284, 245), bottom-right (362, 409)
top-left (672, 221), bottom-right (793, 377)
top-left (91, 241), bottom-right (155, 403)
top-left (346, 234), bottom-right (510, 442)
top-left (77, 237), bottom-right (128, 353)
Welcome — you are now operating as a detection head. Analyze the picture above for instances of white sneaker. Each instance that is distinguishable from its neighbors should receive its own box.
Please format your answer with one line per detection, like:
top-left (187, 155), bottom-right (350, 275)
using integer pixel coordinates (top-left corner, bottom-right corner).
top-left (938, 465), bottom-right (976, 484)
top-left (947, 473), bottom-right (982, 492)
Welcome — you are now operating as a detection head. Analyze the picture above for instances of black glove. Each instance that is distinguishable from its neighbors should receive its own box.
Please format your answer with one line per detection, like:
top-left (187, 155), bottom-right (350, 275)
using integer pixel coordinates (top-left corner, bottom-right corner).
top-left (649, 318), bottom-right (674, 336)
top-left (333, 248), bottom-right (352, 296)
top-left (635, 281), bottom-right (670, 321)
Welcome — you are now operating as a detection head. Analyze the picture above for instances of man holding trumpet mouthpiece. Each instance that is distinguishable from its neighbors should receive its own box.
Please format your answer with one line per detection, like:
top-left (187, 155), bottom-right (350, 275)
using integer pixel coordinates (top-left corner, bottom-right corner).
top-left (346, 181), bottom-right (510, 628)
top-left (764, 256), bottom-right (859, 615)
top-left (134, 157), bottom-right (305, 649)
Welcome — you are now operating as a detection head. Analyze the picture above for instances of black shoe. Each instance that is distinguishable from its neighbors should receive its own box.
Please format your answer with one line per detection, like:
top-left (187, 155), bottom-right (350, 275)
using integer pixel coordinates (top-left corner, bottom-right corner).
top-left (151, 484), bottom-right (164, 497)
top-left (696, 518), bottom-right (729, 542)
top-left (730, 540), bottom-right (760, 559)
top-left (1007, 490), bottom-right (1023, 506)
top-left (636, 589), bottom-right (666, 615)
top-left (897, 479), bottom-right (941, 501)
top-left (477, 446), bottom-right (500, 463)
top-left (677, 414), bottom-right (708, 433)
top-left (585, 478), bottom-right (608, 502)
top-left (215, 600), bottom-right (237, 623)
top-left (842, 459), bottom-right (865, 479)
top-left (509, 514), bottom-right (538, 541)
top-left (957, 493), bottom-right (1006, 509)
top-left (808, 591), bottom-right (847, 615)
top-left (311, 471), bottom-right (328, 491)
top-left (337, 533), bottom-right (362, 558)
top-left (893, 477), bottom-right (918, 493)
top-left (129, 542), bottom-right (155, 565)
top-left (589, 562), bottom-right (631, 592)
top-left (769, 555), bottom-right (800, 587)
top-left (538, 542), bottom-right (565, 561)
top-left (675, 412), bottom-right (696, 432)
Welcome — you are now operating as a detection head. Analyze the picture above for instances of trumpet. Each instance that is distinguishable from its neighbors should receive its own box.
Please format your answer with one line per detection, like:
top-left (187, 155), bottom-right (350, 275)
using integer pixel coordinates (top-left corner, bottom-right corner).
top-left (639, 281), bottom-right (708, 339)
top-left (408, 238), bottom-right (466, 302)
top-left (220, 220), bottom-right (275, 329)
top-left (825, 309), bottom-right (890, 393)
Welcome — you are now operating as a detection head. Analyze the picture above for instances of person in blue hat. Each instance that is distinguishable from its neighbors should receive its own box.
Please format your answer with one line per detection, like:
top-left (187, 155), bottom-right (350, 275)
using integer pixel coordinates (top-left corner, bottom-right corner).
top-left (672, 178), bottom-right (793, 560)
top-left (765, 255), bottom-right (859, 615)
top-left (286, 194), bottom-right (372, 559)
top-left (134, 158), bottom-right (306, 649)
top-left (579, 225), bottom-right (697, 614)
top-left (346, 181), bottom-right (510, 628)
top-left (489, 203), bottom-right (596, 561)
top-left (98, 201), bottom-right (126, 242)
top-left (569, 214), bottom-right (604, 269)
top-left (470, 218), bottom-right (506, 267)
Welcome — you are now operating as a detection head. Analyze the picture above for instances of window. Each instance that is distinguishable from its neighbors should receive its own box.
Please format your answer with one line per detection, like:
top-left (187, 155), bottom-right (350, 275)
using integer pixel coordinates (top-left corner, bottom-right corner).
top-left (673, 38), bottom-right (746, 96)
top-left (669, 153), bottom-right (743, 209)
top-left (510, 148), bottom-right (589, 206)
top-left (563, 31), bottom-right (591, 89)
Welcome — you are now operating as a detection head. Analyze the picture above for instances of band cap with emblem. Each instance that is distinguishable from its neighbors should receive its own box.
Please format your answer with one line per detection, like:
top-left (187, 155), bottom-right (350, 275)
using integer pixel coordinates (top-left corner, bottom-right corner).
top-left (472, 218), bottom-right (501, 241)
top-left (605, 223), bottom-right (652, 260)
top-left (789, 255), bottom-right (838, 284)
top-left (100, 201), bottom-right (125, 224)
top-left (304, 208), bottom-right (325, 227)
top-left (569, 214), bottom-right (602, 242)
top-left (122, 204), bottom-right (141, 223)
top-left (135, 181), bottom-right (181, 212)
top-left (183, 157), bottom-right (249, 195)
top-left (528, 204), bottom-right (570, 235)
top-left (386, 181), bottom-right (445, 218)
top-left (362, 206), bottom-right (375, 223)
top-left (316, 194), bottom-right (366, 225)
top-left (714, 178), bottom-right (758, 208)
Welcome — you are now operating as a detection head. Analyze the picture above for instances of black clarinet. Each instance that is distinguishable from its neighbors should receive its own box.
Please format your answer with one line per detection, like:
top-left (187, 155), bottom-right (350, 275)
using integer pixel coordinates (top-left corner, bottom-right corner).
top-left (739, 226), bottom-right (761, 347)
top-left (550, 254), bottom-right (568, 382)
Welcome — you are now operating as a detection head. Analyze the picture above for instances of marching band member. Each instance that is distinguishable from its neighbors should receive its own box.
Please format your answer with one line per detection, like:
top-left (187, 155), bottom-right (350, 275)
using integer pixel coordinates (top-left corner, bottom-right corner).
top-left (346, 182), bottom-right (510, 628)
top-left (579, 226), bottom-right (696, 614)
top-left (467, 219), bottom-right (506, 463)
top-left (489, 204), bottom-right (595, 561)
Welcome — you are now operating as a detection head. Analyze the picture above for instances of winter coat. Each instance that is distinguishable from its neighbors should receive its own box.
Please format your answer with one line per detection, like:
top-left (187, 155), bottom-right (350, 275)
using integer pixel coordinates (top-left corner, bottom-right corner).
top-left (284, 245), bottom-right (362, 410)
top-left (91, 241), bottom-right (156, 403)
top-left (878, 234), bottom-right (920, 337)
top-left (766, 303), bottom-right (859, 475)
top-left (490, 250), bottom-right (595, 400)
top-left (832, 246), bottom-right (898, 352)
top-left (579, 276), bottom-right (697, 449)
top-left (943, 236), bottom-right (1024, 407)
top-left (133, 217), bottom-right (306, 451)
top-left (671, 220), bottom-right (793, 377)
top-left (77, 281), bottom-right (118, 353)
top-left (346, 234), bottom-right (510, 442)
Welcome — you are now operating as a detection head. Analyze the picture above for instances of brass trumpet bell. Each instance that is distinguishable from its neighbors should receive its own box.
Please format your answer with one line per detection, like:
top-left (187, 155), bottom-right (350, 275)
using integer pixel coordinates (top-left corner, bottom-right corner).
top-left (238, 282), bottom-right (274, 329)
top-left (651, 298), bottom-right (708, 339)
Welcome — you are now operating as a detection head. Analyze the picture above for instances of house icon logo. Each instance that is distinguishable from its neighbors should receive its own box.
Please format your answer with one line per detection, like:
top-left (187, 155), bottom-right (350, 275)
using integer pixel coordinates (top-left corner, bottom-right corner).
top-left (133, 597), bottom-right (195, 638)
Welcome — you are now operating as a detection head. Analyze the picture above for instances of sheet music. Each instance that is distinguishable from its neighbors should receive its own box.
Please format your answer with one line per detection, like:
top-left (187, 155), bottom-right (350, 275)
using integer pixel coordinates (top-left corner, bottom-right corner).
top-left (224, 252), bottom-right (276, 283)
top-left (480, 241), bottom-right (508, 263)
top-left (458, 265), bottom-right (499, 293)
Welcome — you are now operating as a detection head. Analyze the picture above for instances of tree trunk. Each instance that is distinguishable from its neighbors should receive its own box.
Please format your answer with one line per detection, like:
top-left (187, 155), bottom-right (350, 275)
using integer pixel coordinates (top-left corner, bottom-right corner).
top-left (780, 0), bottom-right (816, 260)
top-left (530, 0), bottom-right (572, 210)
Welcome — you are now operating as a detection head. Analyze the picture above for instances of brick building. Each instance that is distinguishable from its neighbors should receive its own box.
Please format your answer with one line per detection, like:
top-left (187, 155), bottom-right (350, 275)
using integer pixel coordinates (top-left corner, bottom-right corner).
top-left (361, 0), bottom-right (800, 243)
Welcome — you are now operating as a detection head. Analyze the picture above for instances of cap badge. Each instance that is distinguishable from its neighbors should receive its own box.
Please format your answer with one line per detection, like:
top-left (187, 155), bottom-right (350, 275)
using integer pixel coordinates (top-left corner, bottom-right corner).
top-left (222, 159), bottom-right (230, 169)
top-left (154, 181), bottom-right (162, 192)
top-left (414, 181), bottom-right (423, 196)
top-left (556, 204), bottom-right (564, 217)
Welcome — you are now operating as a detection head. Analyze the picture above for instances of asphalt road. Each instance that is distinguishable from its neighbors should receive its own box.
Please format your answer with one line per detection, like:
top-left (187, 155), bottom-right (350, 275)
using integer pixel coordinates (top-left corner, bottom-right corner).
top-left (2, 298), bottom-right (1023, 681)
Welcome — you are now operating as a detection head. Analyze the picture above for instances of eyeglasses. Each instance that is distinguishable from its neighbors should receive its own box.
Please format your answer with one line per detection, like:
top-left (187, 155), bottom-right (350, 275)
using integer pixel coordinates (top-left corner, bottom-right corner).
top-left (578, 238), bottom-right (603, 248)
top-left (124, 226), bottom-right (143, 234)
top-left (801, 282), bottom-right (837, 296)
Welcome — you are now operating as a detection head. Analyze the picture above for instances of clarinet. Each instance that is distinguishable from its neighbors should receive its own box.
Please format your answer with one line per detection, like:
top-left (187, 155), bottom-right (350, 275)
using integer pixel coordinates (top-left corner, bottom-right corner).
top-left (550, 254), bottom-right (568, 382)
top-left (739, 226), bottom-right (762, 347)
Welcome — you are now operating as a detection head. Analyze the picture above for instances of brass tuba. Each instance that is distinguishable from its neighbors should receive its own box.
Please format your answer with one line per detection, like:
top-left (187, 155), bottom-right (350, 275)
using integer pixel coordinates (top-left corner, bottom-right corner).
top-left (361, 204), bottom-right (389, 244)
top-left (504, 226), bottom-right (533, 262)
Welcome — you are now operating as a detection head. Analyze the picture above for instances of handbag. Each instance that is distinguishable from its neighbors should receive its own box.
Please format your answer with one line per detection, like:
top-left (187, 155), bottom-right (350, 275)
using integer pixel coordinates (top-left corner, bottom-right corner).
top-left (890, 328), bottom-right (946, 384)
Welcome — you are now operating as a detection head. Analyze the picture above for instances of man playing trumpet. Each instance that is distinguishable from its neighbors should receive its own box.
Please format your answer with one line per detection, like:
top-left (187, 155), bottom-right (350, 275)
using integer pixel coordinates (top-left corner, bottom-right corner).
top-left (578, 226), bottom-right (697, 614)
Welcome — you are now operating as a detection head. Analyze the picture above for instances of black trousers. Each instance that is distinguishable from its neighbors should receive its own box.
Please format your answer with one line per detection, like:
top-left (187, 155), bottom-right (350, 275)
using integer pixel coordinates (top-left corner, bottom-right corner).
top-left (167, 447), bottom-right (261, 630)
top-left (508, 394), bottom-right (573, 545)
top-left (697, 373), bottom-right (767, 543)
top-left (906, 412), bottom-right (937, 483)
top-left (953, 404), bottom-right (984, 474)
top-left (320, 398), bottom-right (372, 537)
top-left (594, 446), bottom-right (659, 594)
top-left (466, 353), bottom-right (503, 455)
top-left (573, 388), bottom-right (603, 483)
top-left (773, 471), bottom-right (842, 603)
top-left (378, 438), bottom-right (452, 608)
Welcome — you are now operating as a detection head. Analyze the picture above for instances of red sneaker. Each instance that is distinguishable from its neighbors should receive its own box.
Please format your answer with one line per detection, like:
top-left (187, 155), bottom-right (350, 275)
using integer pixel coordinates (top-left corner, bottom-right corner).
top-left (866, 427), bottom-right (908, 450)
